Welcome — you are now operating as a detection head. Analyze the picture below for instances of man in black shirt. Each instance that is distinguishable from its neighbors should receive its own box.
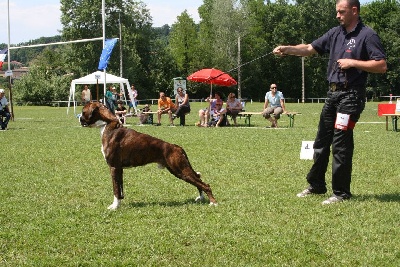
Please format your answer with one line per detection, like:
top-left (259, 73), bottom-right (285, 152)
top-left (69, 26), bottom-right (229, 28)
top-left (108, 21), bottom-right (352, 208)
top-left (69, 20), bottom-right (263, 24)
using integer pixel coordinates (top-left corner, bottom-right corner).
top-left (273, 0), bottom-right (387, 204)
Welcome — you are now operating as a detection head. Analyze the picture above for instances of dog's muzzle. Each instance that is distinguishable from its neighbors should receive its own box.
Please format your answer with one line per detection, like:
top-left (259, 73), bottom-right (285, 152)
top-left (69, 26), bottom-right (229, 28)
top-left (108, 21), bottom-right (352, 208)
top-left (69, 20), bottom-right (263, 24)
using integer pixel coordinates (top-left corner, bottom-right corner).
top-left (79, 114), bottom-right (89, 127)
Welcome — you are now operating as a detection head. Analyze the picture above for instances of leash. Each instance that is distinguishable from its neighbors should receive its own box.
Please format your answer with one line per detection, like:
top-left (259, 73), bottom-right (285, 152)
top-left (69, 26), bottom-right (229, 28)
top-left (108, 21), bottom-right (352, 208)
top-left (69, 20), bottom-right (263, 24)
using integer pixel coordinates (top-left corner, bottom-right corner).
top-left (189, 51), bottom-right (275, 87)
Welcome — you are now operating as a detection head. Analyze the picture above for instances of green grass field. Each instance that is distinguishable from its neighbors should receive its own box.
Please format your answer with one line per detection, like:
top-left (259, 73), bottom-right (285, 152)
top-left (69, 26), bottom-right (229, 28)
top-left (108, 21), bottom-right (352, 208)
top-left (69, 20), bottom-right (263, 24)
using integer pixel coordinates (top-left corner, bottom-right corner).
top-left (1, 101), bottom-right (399, 266)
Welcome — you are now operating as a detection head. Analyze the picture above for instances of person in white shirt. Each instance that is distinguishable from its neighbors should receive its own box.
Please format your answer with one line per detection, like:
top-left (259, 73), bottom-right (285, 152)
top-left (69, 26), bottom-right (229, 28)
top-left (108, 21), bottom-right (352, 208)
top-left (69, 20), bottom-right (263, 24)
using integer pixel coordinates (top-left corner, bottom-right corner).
top-left (81, 85), bottom-right (91, 104)
top-left (128, 85), bottom-right (138, 115)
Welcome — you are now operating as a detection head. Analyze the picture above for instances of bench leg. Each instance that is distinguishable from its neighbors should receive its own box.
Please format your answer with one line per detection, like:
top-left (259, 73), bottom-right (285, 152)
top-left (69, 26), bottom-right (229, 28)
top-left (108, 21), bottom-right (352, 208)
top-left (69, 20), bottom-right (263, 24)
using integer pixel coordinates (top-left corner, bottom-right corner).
top-left (392, 116), bottom-right (398, 132)
top-left (385, 116), bottom-right (389, 131)
top-left (179, 115), bottom-right (186, 126)
top-left (245, 115), bottom-right (251, 127)
top-left (287, 114), bottom-right (295, 127)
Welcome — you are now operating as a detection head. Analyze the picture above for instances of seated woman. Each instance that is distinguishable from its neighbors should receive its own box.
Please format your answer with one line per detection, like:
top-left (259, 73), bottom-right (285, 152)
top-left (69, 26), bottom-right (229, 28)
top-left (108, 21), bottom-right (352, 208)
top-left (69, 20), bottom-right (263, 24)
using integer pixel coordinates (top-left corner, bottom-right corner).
top-left (207, 102), bottom-right (227, 127)
top-left (115, 100), bottom-right (127, 124)
top-left (173, 87), bottom-right (191, 126)
top-left (197, 91), bottom-right (223, 127)
top-left (226, 92), bottom-right (242, 126)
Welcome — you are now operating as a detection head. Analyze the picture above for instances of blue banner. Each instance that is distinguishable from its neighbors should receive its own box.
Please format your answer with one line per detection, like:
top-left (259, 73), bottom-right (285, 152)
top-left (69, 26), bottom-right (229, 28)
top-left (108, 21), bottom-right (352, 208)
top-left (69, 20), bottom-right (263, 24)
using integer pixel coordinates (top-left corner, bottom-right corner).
top-left (98, 38), bottom-right (118, 70)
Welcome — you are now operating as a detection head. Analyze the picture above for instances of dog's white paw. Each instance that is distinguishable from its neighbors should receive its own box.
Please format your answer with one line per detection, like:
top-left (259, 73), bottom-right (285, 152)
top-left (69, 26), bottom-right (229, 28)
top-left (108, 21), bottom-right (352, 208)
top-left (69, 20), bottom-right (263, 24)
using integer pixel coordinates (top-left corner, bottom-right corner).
top-left (107, 196), bottom-right (121, 210)
top-left (209, 202), bottom-right (218, 207)
top-left (195, 193), bottom-right (205, 203)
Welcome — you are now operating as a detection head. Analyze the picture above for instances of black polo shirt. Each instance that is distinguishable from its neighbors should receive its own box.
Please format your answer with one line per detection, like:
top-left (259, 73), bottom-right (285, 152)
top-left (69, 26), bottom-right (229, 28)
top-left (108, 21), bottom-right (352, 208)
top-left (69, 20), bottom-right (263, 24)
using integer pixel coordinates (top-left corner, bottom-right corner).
top-left (311, 18), bottom-right (386, 87)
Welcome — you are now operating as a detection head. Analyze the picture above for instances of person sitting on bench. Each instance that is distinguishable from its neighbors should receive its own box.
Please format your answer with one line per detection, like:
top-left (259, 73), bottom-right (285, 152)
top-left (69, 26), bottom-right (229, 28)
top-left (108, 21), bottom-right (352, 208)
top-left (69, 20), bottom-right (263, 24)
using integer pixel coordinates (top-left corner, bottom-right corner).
top-left (226, 92), bottom-right (242, 126)
top-left (262, 83), bottom-right (286, 128)
top-left (0, 89), bottom-right (11, 131)
top-left (156, 92), bottom-right (176, 126)
top-left (173, 87), bottom-right (190, 126)
top-left (207, 102), bottom-right (227, 127)
top-left (197, 91), bottom-right (223, 127)
top-left (115, 100), bottom-right (127, 124)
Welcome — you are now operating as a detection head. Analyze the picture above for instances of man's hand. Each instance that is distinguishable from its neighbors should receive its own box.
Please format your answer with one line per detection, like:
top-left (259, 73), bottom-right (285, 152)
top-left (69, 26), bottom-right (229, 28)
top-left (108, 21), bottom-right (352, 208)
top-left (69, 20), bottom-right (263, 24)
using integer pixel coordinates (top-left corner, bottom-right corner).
top-left (273, 46), bottom-right (287, 56)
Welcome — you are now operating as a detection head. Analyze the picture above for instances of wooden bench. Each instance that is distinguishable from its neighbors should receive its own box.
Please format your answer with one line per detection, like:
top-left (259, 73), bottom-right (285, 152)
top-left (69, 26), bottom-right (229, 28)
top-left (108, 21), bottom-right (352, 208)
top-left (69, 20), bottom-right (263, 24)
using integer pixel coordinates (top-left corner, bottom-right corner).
top-left (237, 111), bottom-right (301, 127)
top-left (382, 114), bottom-right (399, 131)
top-left (237, 112), bottom-right (262, 127)
top-left (142, 111), bottom-right (158, 124)
top-left (286, 112), bottom-right (301, 127)
top-left (142, 111), bottom-right (190, 126)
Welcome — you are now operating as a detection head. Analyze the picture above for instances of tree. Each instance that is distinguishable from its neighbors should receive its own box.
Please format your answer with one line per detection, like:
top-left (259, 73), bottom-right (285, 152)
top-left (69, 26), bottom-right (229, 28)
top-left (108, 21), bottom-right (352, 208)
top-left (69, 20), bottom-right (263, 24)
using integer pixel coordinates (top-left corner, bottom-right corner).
top-left (60, 0), bottom-right (154, 96)
top-left (169, 10), bottom-right (199, 75)
top-left (12, 48), bottom-right (73, 104)
top-left (362, 0), bottom-right (400, 97)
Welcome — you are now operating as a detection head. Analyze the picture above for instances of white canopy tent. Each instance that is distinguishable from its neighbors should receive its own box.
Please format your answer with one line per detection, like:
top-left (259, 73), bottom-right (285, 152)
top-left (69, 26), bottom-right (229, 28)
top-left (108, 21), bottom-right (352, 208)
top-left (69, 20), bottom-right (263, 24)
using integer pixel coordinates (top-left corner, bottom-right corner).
top-left (67, 71), bottom-right (132, 115)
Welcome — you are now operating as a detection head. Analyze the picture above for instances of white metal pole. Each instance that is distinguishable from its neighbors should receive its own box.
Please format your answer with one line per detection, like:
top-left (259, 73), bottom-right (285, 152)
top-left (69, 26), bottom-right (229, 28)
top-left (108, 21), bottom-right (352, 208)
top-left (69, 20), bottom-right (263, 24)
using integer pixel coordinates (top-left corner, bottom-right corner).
top-left (7, 0), bottom-right (14, 120)
top-left (119, 12), bottom-right (122, 78)
top-left (102, 0), bottom-right (106, 103)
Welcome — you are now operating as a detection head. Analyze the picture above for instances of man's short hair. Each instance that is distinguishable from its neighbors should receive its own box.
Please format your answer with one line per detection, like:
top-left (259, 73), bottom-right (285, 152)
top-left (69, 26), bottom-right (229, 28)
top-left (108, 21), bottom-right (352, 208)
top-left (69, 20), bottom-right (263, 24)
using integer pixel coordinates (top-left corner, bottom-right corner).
top-left (337, 0), bottom-right (360, 11)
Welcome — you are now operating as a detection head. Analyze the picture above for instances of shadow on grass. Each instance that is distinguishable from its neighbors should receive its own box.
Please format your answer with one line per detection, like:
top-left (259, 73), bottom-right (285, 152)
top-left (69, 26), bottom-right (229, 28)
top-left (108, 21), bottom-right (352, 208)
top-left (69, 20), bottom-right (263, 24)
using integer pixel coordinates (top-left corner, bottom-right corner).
top-left (355, 193), bottom-right (400, 202)
top-left (127, 198), bottom-right (208, 208)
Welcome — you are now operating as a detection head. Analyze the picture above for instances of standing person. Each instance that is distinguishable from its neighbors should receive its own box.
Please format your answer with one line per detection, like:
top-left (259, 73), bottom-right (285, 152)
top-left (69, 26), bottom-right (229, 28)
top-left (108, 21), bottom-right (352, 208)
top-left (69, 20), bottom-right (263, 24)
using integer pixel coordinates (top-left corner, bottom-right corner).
top-left (111, 86), bottom-right (122, 103)
top-left (0, 89), bottom-right (11, 130)
top-left (273, 0), bottom-right (387, 204)
top-left (128, 85), bottom-right (138, 115)
top-left (156, 92), bottom-right (176, 126)
top-left (81, 85), bottom-right (91, 105)
top-left (262, 84), bottom-right (286, 128)
top-left (226, 92), bottom-right (242, 126)
top-left (173, 87), bottom-right (191, 126)
top-left (105, 86), bottom-right (115, 114)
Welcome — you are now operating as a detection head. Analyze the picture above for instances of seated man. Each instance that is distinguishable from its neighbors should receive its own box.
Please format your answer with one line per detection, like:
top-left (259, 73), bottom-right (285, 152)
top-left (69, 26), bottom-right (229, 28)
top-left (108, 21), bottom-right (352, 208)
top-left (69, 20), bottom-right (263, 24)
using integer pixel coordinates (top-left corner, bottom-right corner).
top-left (262, 83), bottom-right (286, 128)
top-left (115, 100), bottom-right (127, 124)
top-left (0, 89), bottom-right (11, 131)
top-left (156, 92), bottom-right (176, 126)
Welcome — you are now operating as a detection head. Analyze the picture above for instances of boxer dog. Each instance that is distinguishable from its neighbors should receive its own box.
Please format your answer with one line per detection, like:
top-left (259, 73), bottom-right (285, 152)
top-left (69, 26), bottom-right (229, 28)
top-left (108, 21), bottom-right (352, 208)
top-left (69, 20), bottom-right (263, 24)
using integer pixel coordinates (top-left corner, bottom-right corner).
top-left (79, 102), bottom-right (217, 210)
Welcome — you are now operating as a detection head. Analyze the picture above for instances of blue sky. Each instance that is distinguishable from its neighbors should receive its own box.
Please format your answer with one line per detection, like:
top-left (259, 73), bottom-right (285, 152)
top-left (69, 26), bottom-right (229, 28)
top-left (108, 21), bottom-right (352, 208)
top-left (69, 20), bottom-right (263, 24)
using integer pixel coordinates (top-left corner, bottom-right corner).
top-left (0, 0), bottom-right (203, 44)
top-left (1, 0), bottom-right (370, 44)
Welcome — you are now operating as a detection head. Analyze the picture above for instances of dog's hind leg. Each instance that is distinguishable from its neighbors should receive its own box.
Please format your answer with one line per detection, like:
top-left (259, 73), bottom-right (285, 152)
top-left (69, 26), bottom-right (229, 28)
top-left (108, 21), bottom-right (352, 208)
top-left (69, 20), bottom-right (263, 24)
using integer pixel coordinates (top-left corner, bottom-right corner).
top-left (194, 172), bottom-right (205, 203)
top-left (108, 167), bottom-right (124, 210)
top-left (166, 164), bottom-right (217, 206)
top-left (164, 146), bottom-right (217, 205)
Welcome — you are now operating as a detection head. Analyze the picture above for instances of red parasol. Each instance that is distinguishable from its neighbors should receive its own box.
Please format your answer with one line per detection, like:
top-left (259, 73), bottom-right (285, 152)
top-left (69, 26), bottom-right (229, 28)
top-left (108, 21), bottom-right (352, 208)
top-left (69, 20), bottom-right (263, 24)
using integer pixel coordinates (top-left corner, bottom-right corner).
top-left (187, 68), bottom-right (237, 96)
top-left (187, 68), bottom-right (237, 87)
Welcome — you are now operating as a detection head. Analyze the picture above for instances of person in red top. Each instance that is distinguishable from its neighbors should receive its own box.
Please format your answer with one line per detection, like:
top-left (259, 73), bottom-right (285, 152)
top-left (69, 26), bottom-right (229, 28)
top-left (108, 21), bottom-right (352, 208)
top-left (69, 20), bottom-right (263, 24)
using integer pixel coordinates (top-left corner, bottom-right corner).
top-left (156, 92), bottom-right (176, 126)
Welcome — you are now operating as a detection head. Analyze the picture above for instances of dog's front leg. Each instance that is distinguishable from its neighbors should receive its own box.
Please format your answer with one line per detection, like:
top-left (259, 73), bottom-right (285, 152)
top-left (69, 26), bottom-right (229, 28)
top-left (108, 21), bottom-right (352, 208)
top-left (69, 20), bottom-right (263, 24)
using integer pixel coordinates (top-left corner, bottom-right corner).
top-left (108, 167), bottom-right (124, 210)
